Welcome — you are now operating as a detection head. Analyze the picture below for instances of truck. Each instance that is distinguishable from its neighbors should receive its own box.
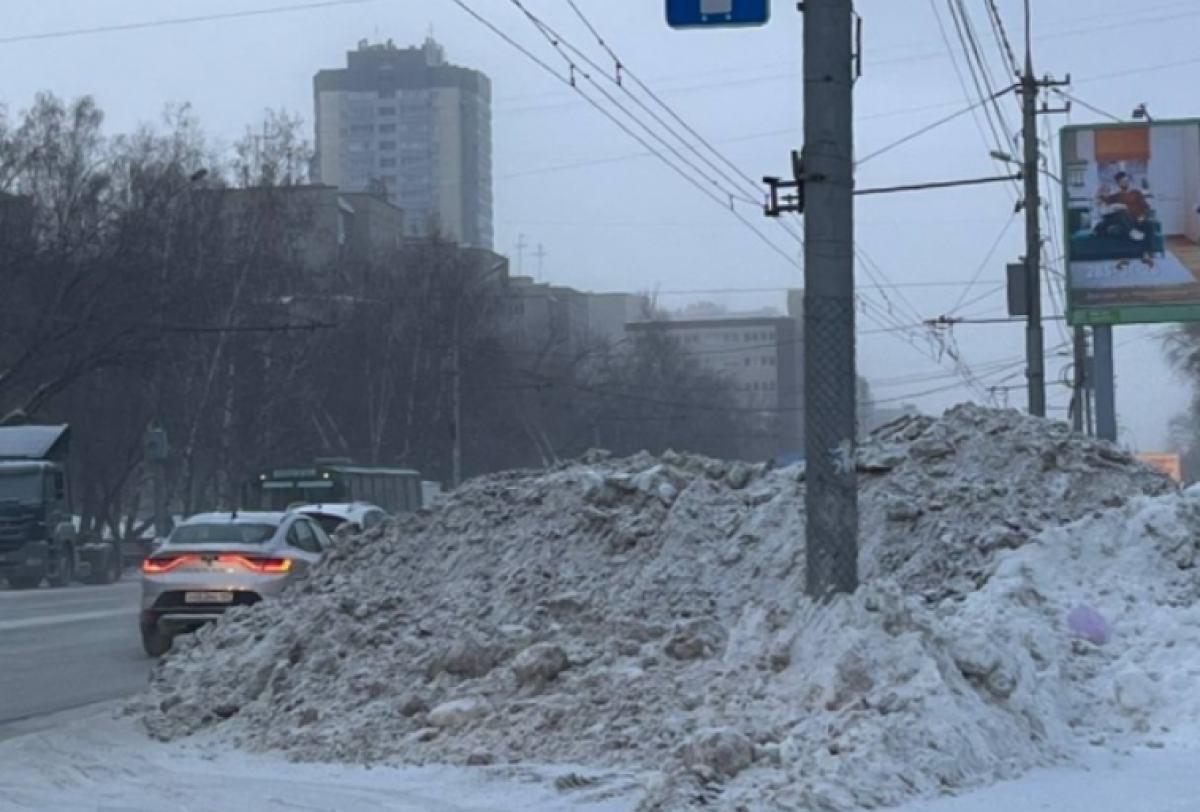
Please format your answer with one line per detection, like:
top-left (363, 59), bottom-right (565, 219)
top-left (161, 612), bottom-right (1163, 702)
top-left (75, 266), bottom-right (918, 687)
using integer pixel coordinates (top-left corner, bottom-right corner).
top-left (0, 421), bottom-right (124, 589)
top-left (244, 458), bottom-right (431, 515)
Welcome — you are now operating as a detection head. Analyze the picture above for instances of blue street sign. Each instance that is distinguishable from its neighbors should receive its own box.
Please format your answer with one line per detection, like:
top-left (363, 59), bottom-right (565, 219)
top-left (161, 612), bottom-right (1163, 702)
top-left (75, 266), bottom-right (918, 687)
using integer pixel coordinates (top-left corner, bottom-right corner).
top-left (666, 0), bottom-right (770, 29)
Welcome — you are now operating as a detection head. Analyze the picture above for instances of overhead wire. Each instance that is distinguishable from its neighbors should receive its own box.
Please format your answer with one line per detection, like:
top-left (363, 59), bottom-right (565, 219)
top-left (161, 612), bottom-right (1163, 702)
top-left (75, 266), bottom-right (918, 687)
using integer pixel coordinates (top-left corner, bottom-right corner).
top-left (443, 0), bottom-right (800, 272)
top-left (501, 0), bottom-right (939, 359)
top-left (948, 213), bottom-right (1018, 314)
top-left (553, 0), bottom-right (955, 342)
top-left (0, 0), bottom-right (381, 45)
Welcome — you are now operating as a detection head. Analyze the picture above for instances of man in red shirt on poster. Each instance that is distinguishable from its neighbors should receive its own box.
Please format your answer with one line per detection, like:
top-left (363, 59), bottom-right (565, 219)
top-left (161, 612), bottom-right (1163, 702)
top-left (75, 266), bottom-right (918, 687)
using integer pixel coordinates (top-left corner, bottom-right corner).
top-left (1094, 170), bottom-right (1155, 268)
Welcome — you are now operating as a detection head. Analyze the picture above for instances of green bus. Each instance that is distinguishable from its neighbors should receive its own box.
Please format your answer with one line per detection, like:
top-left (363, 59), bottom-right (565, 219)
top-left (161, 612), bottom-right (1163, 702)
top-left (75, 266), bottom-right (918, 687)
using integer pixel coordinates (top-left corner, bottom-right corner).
top-left (246, 459), bottom-right (426, 514)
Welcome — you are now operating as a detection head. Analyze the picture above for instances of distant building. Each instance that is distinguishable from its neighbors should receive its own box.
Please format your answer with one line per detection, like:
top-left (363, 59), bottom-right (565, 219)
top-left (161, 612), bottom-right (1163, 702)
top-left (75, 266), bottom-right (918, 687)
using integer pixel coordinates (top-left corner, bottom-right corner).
top-left (208, 184), bottom-right (404, 274)
top-left (313, 37), bottom-right (493, 249)
top-left (625, 313), bottom-right (803, 452)
top-left (503, 276), bottom-right (591, 360)
top-left (586, 292), bottom-right (652, 343)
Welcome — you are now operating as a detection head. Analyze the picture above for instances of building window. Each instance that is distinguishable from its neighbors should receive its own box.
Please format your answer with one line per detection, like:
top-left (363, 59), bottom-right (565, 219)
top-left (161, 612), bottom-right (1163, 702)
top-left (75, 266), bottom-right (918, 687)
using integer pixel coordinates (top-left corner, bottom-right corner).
top-left (379, 123), bottom-right (396, 133)
top-left (379, 141), bottom-right (397, 151)
top-left (379, 106), bottom-right (396, 116)
top-left (380, 157), bottom-right (396, 168)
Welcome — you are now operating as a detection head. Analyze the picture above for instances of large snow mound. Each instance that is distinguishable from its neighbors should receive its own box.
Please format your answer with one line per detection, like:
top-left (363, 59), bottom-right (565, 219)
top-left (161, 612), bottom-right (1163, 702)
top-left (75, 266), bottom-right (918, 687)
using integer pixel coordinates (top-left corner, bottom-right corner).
top-left (133, 404), bottom-right (1182, 811)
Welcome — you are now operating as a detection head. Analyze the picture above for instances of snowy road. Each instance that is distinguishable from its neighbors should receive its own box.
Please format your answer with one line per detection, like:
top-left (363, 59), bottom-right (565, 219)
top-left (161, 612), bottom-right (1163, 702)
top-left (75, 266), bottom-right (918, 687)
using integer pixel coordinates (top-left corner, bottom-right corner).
top-left (0, 580), bottom-right (148, 728)
top-left (1, 706), bottom-right (1199, 811)
top-left (2, 706), bottom-right (642, 811)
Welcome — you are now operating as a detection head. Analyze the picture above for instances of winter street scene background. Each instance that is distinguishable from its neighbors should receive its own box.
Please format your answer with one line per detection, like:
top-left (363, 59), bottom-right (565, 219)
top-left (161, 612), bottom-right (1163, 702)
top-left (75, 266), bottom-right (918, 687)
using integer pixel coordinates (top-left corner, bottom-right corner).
top-left (4, 1), bottom-right (1200, 810)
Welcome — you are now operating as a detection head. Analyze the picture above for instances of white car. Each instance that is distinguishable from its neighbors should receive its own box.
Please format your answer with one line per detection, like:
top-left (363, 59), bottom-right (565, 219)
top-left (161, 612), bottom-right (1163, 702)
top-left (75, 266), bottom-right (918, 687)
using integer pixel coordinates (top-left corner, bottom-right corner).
top-left (139, 511), bottom-right (331, 657)
top-left (292, 502), bottom-right (389, 539)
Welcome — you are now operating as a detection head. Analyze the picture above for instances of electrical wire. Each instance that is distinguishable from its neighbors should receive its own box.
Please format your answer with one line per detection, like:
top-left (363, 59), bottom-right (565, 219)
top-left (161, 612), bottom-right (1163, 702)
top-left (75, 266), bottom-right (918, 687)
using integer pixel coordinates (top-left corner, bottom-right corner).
top-left (984, 0), bottom-right (1021, 75)
top-left (855, 94), bottom-right (1002, 166)
top-left (475, 0), bottom-right (941, 372)
top-left (946, 1), bottom-right (1015, 154)
top-left (536, 0), bottom-right (952, 351)
top-left (0, 0), bottom-right (380, 45)
top-left (444, 0), bottom-right (799, 272)
top-left (948, 213), bottom-right (1018, 313)
top-left (1051, 89), bottom-right (1124, 123)
top-left (929, 0), bottom-right (1021, 207)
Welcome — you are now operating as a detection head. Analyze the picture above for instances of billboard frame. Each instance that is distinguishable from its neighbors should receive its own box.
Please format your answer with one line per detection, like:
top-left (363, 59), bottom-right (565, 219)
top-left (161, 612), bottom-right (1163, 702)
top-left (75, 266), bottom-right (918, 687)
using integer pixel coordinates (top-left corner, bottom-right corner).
top-left (1060, 118), bottom-right (1200, 327)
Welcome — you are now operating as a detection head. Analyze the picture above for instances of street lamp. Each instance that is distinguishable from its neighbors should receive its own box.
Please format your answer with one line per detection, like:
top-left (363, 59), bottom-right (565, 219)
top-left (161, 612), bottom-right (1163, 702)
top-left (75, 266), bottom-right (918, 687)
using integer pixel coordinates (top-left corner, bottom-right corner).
top-left (450, 257), bottom-right (508, 488)
top-left (147, 167), bottom-right (208, 539)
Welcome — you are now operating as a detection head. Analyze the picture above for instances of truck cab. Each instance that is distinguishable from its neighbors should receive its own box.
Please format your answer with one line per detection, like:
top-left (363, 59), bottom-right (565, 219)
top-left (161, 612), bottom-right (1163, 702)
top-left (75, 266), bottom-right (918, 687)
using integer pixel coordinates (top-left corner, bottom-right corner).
top-left (0, 424), bottom-right (78, 588)
top-left (0, 420), bottom-right (124, 589)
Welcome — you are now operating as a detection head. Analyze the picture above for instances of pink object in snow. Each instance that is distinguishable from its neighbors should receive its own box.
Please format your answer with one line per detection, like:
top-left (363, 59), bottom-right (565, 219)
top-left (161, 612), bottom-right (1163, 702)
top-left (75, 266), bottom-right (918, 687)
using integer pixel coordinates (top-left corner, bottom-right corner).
top-left (1068, 605), bottom-right (1112, 645)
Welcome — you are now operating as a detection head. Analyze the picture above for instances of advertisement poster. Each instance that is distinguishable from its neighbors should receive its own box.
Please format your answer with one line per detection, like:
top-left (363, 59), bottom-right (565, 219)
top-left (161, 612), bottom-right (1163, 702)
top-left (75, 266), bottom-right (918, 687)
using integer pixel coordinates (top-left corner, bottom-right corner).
top-left (1062, 121), bottom-right (1200, 326)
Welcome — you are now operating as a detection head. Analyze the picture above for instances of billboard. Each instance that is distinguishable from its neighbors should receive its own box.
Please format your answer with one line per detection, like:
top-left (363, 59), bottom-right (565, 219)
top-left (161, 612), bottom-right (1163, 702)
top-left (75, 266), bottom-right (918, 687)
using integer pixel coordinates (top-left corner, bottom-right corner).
top-left (1062, 120), bottom-right (1200, 326)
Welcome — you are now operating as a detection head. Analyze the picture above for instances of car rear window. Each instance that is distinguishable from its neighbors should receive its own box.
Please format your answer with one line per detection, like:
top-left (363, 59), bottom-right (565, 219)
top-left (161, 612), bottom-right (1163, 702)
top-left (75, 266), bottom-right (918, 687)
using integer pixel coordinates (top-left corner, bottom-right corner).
top-left (167, 522), bottom-right (278, 545)
top-left (308, 514), bottom-right (349, 535)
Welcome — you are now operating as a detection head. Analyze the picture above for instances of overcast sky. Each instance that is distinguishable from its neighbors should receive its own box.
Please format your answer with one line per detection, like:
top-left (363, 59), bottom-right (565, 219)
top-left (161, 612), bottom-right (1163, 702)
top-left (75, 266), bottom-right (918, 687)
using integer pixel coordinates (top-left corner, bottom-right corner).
top-left (1, 0), bottom-right (1195, 451)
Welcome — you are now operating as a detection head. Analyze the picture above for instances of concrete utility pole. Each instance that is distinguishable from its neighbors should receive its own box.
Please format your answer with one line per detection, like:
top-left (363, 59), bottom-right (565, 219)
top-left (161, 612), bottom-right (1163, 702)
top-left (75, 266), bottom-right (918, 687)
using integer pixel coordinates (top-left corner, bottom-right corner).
top-left (1018, 0), bottom-right (1068, 418)
top-left (801, 0), bottom-right (858, 597)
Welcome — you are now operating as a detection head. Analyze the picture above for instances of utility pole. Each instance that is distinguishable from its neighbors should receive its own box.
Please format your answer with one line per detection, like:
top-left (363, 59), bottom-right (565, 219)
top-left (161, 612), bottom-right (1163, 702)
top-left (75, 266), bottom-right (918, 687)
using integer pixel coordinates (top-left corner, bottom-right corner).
top-left (516, 234), bottom-right (528, 276)
top-left (1071, 326), bottom-right (1088, 433)
top-left (1017, 0), bottom-right (1068, 417)
top-left (450, 310), bottom-right (463, 489)
top-left (801, 0), bottom-right (858, 598)
top-left (534, 244), bottom-right (547, 282)
top-left (144, 427), bottom-right (170, 540)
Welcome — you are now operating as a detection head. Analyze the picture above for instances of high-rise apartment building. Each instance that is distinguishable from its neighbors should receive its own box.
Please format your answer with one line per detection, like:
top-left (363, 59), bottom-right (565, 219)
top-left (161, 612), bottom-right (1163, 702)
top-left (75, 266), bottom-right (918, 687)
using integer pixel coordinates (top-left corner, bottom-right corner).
top-left (313, 37), bottom-right (493, 249)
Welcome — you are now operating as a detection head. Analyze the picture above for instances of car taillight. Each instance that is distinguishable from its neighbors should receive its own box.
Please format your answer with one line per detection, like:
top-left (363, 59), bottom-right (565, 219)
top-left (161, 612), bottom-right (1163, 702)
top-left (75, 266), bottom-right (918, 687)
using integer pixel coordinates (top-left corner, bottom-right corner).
top-left (216, 555), bottom-right (292, 574)
top-left (141, 555), bottom-right (195, 574)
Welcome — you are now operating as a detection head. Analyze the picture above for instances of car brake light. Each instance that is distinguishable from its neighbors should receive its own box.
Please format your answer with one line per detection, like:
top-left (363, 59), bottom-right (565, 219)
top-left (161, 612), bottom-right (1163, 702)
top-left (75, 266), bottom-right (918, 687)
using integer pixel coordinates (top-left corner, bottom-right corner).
top-left (141, 555), bottom-right (195, 574)
top-left (216, 554), bottom-right (292, 574)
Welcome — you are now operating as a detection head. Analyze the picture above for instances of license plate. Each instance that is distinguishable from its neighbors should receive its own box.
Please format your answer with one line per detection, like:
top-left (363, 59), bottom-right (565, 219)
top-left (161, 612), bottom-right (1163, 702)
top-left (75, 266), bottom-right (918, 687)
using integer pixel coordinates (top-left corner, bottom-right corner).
top-left (184, 591), bottom-right (234, 605)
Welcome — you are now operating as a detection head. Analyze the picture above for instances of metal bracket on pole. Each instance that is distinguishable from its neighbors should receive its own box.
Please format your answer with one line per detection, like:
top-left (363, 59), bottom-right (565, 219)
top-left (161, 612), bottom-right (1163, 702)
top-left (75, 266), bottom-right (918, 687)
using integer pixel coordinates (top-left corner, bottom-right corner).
top-left (763, 149), bottom-right (807, 216)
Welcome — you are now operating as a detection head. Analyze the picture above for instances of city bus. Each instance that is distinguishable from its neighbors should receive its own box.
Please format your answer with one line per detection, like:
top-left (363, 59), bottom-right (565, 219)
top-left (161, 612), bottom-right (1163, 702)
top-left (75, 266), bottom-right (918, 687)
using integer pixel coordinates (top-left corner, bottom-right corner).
top-left (246, 459), bottom-right (427, 514)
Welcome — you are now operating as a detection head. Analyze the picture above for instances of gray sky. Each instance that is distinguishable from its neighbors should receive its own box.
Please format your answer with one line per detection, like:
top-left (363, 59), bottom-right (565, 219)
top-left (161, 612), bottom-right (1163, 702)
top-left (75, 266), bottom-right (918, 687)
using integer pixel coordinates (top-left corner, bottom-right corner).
top-left (2, 0), bottom-right (1195, 451)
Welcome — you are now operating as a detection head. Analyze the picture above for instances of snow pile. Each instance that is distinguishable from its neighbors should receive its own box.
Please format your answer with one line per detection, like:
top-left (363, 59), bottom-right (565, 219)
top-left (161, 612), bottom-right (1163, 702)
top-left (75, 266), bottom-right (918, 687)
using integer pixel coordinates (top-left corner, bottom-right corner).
top-left (857, 406), bottom-right (1171, 600)
top-left (133, 404), bottom-right (1182, 810)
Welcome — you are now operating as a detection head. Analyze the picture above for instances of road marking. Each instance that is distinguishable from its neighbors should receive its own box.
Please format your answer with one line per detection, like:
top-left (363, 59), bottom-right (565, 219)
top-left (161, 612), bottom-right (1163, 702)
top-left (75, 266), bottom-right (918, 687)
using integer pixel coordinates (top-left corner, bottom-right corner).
top-left (0, 609), bottom-right (130, 633)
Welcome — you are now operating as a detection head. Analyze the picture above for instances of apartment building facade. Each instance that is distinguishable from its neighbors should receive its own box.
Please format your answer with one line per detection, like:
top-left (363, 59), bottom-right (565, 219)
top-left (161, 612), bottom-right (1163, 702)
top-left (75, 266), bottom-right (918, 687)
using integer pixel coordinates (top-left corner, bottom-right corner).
top-left (625, 314), bottom-right (803, 453)
top-left (313, 37), bottom-right (493, 249)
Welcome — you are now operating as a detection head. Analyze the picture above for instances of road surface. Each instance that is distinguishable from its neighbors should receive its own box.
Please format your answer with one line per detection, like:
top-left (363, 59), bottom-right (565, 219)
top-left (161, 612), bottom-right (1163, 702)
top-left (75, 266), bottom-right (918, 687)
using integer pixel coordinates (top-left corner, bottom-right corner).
top-left (0, 579), bottom-right (148, 727)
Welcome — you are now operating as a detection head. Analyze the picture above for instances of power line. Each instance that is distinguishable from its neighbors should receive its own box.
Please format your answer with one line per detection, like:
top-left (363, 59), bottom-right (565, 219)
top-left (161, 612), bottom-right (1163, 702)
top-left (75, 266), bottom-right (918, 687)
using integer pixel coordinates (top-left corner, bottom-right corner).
top-left (444, 0), bottom-right (799, 271)
top-left (514, 0), bottom-right (946, 355)
top-left (492, 0), bottom-right (1200, 112)
top-left (949, 213), bottom-right (1018, 313)
top-left (854, 95), bottom-right (998, 165)
top-left (984, 0), bottom-right (1020, 75)
top-left (0, 0), bottom-right (379, 45)
top-left (929, 0), bottom-right (1021, 203)
top-left (1051, 89), bottom-right (1124, 122)
top-left (497, 97), bottom-right (998, 180)
top-left (457, 1), bottom-right (1003, 401)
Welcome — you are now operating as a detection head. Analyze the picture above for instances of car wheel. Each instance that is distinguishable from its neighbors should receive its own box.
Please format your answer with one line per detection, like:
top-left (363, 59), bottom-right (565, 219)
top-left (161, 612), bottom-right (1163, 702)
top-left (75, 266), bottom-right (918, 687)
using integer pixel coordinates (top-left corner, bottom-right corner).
top-left (82, 543), bottom-right (122, 585)
top-left (141, 621), bottom-right (174, 658)
top-left (106, 544), bottom-right (124, 583)
top-left (47, 544), bottom-right (75, 588)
